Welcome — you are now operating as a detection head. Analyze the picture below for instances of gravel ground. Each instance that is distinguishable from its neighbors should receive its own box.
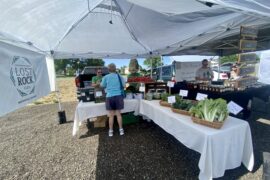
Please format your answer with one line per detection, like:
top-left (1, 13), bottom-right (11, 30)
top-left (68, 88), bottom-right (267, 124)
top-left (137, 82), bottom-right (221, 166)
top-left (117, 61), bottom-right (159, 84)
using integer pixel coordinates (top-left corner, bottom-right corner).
top-left (0, 102), bottom-right (269, 180)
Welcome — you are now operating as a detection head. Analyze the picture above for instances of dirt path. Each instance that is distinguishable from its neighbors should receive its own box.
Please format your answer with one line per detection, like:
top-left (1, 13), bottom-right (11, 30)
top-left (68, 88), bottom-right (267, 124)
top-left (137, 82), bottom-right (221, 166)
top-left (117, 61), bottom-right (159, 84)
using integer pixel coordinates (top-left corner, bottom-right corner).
top-left (31, 77), bottom-right (77, 105)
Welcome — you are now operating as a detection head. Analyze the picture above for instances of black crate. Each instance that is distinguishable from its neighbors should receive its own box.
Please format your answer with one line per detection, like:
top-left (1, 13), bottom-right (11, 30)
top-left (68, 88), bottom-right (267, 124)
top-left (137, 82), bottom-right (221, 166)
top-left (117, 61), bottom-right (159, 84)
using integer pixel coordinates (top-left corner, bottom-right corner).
top-left (79, 87), bottom-right (95, 102)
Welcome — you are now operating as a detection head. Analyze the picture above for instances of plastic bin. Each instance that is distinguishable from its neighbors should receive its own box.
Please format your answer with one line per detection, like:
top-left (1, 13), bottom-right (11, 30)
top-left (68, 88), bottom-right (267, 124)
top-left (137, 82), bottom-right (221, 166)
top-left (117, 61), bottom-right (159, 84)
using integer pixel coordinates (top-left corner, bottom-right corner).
top-left (122, 112), bottom-right (139, 125)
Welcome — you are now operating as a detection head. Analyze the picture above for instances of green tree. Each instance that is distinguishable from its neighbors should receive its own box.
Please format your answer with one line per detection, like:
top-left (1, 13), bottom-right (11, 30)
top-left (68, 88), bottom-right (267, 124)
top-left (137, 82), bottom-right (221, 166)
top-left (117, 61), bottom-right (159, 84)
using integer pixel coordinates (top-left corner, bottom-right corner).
top-left (219, 54), bottom-right (238, 64)
top-left (144, 56), bottom-right (163, 68)
top-left (120, 65), bottom-right (127, 75)
top-left (84, 59), bottom-right (105, 66)
top-left (55, 58), bottom-right (105, 76)
top-left (139, 65), bottom-right (147, 75)
top-left (54, 59), bottom-right (70, 75)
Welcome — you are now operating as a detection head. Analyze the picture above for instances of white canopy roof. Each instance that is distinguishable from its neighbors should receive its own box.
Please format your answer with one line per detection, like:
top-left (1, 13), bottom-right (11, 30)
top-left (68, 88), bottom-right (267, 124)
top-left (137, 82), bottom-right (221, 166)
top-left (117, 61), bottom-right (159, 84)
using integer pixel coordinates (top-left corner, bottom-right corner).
top-left (0, 0), bottom-right (270, 58)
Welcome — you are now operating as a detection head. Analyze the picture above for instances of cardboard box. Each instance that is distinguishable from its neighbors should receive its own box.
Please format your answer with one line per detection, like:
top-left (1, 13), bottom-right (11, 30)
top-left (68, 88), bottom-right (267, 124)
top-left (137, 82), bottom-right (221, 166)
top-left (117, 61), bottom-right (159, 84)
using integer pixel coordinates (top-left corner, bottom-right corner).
top-left (94, 115), bottom-right (107, 128)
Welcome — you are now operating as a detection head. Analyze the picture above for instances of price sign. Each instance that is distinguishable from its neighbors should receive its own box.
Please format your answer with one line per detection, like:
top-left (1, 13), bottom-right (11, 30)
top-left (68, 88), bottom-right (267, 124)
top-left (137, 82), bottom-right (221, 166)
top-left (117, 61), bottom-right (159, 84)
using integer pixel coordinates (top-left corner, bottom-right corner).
top-left (95, 91), bottom-right (102, 97)
top-left (179, 90), bottom-right (188, 97)
top-left (167, 96), bottom-right (176, 104)
top-left (81, 92), bottom-right (86, 96)
top-left (139, 86), bottom-right (145, 92)
top-left (196, 93), bottom-right (208, 101)
top-left (167, 81), bottom-right (175, 88)
top-left (227, 101), bottom-right (243, 115)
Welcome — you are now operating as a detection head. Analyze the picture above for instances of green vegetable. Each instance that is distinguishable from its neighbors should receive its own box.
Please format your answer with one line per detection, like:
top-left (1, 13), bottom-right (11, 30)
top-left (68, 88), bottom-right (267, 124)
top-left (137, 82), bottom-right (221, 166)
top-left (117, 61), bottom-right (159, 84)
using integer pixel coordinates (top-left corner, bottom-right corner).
top-left (161, 93), bottom-right (170, 101)
top-left (172, 95), bottom-right (194, 111)
top-left (189, 98), bottom-right (228, 122)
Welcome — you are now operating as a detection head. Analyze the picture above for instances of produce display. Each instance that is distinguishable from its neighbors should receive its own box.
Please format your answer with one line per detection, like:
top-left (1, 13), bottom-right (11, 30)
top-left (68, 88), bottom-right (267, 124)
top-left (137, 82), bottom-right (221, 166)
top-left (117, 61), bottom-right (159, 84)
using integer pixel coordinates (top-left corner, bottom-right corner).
top-left (172, 95), bottom-right (194, 111)
top-left (189, 98), bottom-right (228, 122)
top-left (161, 93), bottom-right (170, 102)
top-left (127, 76), bottom-right (154, 83)
top-left (146, 92), bottom-right (153, 100)
top-left (159, 93), bottom-right (171, 107)
top-left (152, 92), bottom-right (160, 99)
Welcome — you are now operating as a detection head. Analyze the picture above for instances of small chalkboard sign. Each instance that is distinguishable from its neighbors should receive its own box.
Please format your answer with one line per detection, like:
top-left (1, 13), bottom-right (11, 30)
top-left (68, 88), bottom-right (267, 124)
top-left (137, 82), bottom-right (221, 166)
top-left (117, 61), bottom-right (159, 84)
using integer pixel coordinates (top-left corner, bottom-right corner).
top-left (237, 66), bottom-right (256, 76)
top-left (235, 77), bottom-right (258, 88)
top-left (238, 53), bottom-right (257, 64)
top-left (239, 40), bottom-right (257, 51)
top-left (240, 26), bottom-right (258, 38)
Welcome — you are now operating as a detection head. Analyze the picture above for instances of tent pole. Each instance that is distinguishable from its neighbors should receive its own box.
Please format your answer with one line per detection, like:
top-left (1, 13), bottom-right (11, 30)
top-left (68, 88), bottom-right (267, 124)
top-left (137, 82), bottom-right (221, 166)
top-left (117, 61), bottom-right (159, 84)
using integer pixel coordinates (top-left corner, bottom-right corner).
top-left (56, 88), bottom-right (62, 111)
top-left (55, 75), bottom-right (66, 124)
top-left (218, 50), bottom-right (223, 81)
top-left (51, 55), bottom-right (66, 124)
top-left (150, 58), bottom-right (153, 79)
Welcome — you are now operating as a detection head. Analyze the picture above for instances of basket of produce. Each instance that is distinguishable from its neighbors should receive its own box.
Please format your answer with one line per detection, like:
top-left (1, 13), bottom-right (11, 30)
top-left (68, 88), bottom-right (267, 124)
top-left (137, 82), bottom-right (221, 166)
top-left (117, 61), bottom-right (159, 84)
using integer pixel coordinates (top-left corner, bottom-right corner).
top-left (153, 92), bottom-right (161, 100)
top-left (146, 92), bottom-right (153, 101)
top-left (159, 93), bottom-right (171, 107)
top-left (189, 98), bottom-right (228, 129)
top-left (171, 96), bottom-right (196, 116)
top-left (127, 76), bottom-right (154, 83)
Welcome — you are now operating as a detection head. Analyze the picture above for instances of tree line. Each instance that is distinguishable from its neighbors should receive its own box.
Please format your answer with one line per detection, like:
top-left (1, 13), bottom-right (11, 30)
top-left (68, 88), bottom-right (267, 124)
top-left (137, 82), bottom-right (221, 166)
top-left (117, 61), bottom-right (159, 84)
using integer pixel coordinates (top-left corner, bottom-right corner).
top-left (54, 55), bottom-right (256, 76)
top-left (54, 58), bottom-right (105, 76)
top-left (54, 57), bottom-right (163, 76)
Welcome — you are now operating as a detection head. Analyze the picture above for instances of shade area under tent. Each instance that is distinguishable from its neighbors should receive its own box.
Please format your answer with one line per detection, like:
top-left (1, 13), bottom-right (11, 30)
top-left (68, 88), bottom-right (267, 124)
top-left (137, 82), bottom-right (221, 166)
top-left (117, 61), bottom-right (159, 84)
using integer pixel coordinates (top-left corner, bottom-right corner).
top-left (0, 0), bottom-right (270, 116)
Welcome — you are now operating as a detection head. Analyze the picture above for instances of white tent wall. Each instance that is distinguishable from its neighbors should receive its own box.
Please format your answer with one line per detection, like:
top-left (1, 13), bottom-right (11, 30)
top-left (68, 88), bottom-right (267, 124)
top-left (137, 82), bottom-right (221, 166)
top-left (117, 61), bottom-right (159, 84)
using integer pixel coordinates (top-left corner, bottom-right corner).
top-left (0, 41), bottom-right (52, 117)
top-left (46, 56), bottom-right (56, 92)
top-left (258, 50), bottom-right (270, 85)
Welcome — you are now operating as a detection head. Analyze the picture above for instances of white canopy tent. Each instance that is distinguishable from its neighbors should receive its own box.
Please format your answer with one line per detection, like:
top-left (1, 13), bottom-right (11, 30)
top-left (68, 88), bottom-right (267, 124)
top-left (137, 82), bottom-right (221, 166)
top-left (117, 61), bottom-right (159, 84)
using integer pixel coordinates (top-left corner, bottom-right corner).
top-left (1, 0), bottom-right (270, 116)
top-left (0, 0), bottom-right (270, 59)
top-left (1, 1), bottom-right (270, 179)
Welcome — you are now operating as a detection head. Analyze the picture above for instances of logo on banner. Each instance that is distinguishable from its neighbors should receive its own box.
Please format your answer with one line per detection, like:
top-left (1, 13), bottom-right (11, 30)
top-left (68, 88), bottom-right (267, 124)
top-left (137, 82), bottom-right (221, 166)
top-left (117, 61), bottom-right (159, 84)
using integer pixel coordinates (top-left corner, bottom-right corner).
top-left (10, 56), bottom-right (36, 97)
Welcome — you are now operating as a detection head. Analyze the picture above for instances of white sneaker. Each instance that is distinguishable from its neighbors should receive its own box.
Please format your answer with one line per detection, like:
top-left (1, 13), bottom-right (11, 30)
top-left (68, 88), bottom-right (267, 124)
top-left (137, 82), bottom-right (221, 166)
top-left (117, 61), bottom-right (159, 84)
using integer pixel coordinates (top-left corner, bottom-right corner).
top-left (119, 128), bottom-right (124, 136)
top-left (108, 129), bottom-right (113, 137)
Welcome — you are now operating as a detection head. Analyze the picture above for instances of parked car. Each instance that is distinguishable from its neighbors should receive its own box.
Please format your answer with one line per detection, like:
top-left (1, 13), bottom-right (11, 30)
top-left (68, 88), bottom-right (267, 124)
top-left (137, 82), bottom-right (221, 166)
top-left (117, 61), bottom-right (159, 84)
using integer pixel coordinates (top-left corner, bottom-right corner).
top-left (212, 69), bottom-right (229, 81)
top-left (75, 66), bottom-right (109, 88)
top-left (212, 63), bottom-right (233, 80)
top-left (75, 66), bottom-right (109, 101)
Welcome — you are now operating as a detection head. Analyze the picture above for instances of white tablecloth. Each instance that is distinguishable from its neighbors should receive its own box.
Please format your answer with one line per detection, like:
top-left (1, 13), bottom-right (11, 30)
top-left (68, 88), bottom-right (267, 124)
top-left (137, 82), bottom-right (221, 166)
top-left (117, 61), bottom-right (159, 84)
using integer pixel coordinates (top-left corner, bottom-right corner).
top-left (73, 99), bottom-right (140, 136)
top-left (139, 100), bottom-right (254, 180)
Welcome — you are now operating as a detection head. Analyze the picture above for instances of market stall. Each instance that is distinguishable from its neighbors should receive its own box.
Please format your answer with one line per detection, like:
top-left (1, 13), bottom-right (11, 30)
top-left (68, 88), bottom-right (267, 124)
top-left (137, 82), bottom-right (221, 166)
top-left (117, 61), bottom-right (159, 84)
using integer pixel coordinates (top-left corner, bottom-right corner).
top-left (139, 100), bottom-right (254, 180)
top-left (171, 82), bottom-right (270, 119)
top-left (73, 99), bottom-right (140, 136)
top-left (1, 1), bottom-right (270, 180)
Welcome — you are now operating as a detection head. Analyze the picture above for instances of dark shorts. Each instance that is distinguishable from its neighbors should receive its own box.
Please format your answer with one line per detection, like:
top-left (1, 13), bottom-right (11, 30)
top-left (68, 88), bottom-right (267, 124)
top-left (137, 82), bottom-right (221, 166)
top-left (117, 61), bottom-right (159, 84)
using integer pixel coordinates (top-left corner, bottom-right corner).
top-left (105, 95), bottom-right (124, 110)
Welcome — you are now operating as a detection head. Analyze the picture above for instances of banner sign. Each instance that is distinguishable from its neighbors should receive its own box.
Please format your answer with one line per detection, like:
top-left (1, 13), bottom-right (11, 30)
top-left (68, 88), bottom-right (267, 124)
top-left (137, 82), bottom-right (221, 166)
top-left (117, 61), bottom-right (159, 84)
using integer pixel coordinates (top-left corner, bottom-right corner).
top-left (0, 42), bottom-right (51, 117)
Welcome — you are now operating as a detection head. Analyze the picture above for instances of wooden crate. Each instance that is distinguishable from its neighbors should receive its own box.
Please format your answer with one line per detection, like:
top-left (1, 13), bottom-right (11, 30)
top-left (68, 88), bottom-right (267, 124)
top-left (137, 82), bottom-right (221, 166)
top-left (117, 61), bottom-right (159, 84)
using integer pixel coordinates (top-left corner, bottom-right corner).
top-left (94, 115), bottom-right (108, 128)
top-left (171, 108), bottom-right (190, 116)
top-left (191, 116), bottom-right (224, 129)
top-left (159, 100), bottom-right (171, 107)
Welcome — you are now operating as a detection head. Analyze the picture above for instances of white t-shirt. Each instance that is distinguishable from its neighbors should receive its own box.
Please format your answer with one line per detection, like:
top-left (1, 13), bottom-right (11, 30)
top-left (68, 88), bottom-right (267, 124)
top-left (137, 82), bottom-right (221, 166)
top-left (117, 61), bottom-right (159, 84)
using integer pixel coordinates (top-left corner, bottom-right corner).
top-left (196, 67), bottom-right (213, 80)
